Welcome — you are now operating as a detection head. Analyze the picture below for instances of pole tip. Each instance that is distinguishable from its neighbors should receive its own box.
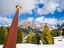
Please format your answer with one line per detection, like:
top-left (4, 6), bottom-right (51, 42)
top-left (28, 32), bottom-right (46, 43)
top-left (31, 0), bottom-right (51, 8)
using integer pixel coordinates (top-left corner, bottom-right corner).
top-left (16, 5), bottom-right (22, 10)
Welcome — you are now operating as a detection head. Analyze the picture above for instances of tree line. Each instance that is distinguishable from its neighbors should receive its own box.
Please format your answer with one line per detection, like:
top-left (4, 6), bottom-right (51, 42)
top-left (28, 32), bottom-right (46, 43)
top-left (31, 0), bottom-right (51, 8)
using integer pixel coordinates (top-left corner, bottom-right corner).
top-left (0, 25), bottom-right (64, 45)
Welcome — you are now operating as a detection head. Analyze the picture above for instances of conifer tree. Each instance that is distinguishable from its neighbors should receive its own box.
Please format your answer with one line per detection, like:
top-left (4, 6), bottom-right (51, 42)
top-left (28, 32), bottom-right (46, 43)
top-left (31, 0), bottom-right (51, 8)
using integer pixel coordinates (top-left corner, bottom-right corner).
top-left (40, 25), bottom-right (54, 44)
top-left (3, 26), bottom-right (8, 37)
top-left (32, 32), bottom-right (40, 44)
top-left (27, 36), bottom-right (32, 43)
top-left (0, 26), bottom-right (7, 44)
top-left (56, 29), bottom-right (62, 36)
top-left (62, 28), bottom-right (64, 36)
top-left (17, 28), bottom-right (24, 43)
top-left (27, 30), bottom-right (33, 43)
top-left (32, 34), bottom-right (36, 44)
top-left (29, 30), bottom-right (33, 37)
top-left (50, 30), bottom-right (57, 37)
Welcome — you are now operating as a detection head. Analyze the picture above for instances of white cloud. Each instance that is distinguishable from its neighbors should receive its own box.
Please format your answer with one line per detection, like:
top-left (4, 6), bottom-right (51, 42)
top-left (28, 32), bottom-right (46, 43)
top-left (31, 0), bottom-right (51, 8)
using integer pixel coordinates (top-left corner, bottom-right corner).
top-left (44, 18), bottom-right (58, 25)
top-left (34, 16), bottom-right (45, 23)
top-left (0, 16), bottom-right (12, 25)
top-left (37, 0), bottom-right (59, 15)
top-left (20, 16), bottom-right (64, 25)
top-left (57, 20), bottom-right (64, 24)
top-left (0, 0), bottom-right (39, 16)
top-left (27, 17), bottom-right (34, 22)
top-left (37, 0), bottom-right (64, 15)
top-left (34, 16), bottom-right (58, 25)
top-left (56, 0), bottom-right (64, 12)
top-left (0, 0), bottom-right (64, 16)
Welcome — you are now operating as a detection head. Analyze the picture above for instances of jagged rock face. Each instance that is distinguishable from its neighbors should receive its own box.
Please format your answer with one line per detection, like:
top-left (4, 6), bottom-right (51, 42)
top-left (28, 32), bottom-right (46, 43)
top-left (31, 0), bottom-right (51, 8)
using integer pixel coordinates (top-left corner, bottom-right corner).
top-left (18, 20), bottom-right (44, 31)
top-left (19, 20), bottom-right (64, 31)
top-left (56, 23), bottom-right (64, 29)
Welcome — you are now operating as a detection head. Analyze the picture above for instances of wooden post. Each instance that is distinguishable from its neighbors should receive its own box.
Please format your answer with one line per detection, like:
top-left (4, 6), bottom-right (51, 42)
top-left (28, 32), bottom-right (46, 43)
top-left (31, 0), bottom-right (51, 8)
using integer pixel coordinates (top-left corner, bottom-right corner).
top-left (3, 5), bottom-right (21, 48)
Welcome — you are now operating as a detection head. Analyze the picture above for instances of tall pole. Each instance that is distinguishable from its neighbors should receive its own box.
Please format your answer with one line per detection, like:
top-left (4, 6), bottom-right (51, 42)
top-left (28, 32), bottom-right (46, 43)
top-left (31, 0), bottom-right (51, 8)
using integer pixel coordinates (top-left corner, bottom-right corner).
top-left (3, 5), bottom-right (21, 48)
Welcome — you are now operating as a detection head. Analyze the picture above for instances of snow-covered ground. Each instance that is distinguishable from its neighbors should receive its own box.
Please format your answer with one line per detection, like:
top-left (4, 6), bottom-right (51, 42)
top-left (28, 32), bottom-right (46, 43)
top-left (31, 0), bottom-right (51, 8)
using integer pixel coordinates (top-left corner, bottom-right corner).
top-left (0, 36), bottom-right (64, 48)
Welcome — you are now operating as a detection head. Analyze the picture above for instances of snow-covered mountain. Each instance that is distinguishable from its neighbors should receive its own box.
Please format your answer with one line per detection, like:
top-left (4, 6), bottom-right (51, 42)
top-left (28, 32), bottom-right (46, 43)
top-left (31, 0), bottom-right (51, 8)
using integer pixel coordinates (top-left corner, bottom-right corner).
top-left (18, 20), bottom-right (58, 31)
top-left (19, 20), bottom-right (44, 31)
top-left (56, 23), bottom-right (64, 29)
top-left (7, 21), bottom-right (64, 31)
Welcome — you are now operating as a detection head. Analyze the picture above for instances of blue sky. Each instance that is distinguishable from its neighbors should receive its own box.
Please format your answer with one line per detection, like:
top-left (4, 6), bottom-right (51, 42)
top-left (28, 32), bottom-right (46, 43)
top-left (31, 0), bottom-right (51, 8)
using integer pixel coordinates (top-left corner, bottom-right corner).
top-left (0, 0), bottom-right (64, 26)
